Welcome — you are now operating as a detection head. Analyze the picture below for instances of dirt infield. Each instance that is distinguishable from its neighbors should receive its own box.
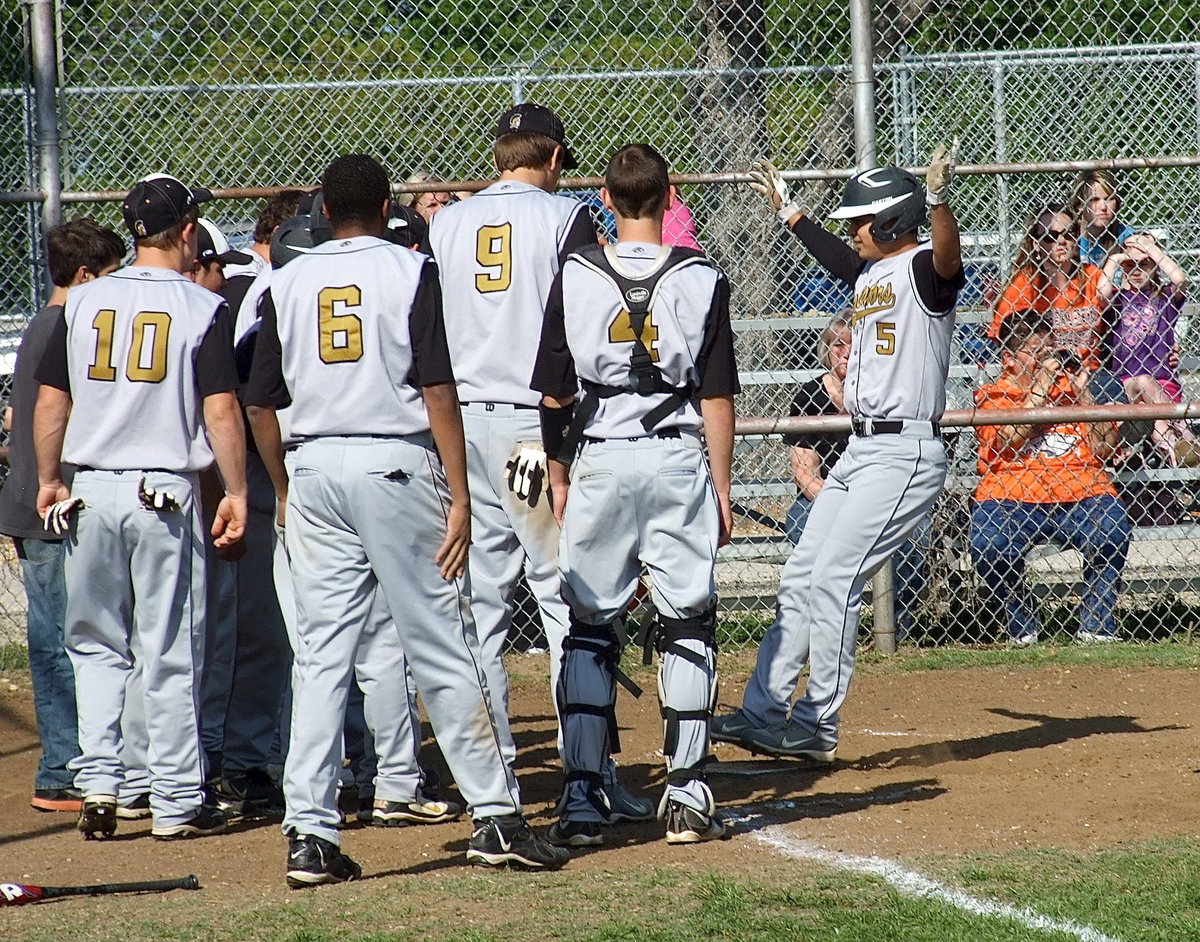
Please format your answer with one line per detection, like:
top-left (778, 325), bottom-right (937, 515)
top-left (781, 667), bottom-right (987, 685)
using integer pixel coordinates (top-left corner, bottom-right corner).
top-left (2, 649), bottom-right (1198, 899)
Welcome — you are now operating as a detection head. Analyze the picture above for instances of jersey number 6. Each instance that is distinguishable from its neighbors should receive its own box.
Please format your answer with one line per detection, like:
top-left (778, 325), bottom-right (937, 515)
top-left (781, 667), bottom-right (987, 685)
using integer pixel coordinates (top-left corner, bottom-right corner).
top-left (88, 309), bottom-right (172, 383)
top-left (319, 286), bottom-right (364, 364)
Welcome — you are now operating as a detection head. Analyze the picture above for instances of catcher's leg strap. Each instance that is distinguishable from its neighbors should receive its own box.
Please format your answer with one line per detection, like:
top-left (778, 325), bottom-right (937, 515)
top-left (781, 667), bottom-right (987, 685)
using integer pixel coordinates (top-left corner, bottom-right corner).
top-left (559, 619), bottom-right (622, 759)
top-left (639, 606), bottom-right (718, 666)
top-left (654, 609), bottom-right (719, 760)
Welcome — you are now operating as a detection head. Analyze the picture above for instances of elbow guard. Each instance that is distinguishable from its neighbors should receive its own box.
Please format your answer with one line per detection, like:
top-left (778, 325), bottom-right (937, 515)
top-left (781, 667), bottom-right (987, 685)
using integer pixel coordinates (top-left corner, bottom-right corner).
top-left (539, 401), bottom-right (575, 463)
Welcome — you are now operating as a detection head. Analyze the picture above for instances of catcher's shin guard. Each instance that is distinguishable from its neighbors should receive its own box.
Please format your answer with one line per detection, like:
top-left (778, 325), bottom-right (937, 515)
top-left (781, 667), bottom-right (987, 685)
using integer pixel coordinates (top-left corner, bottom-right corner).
top-left (555, 618), bottom-right (621, 819)
top-left (653, 608), bottom-right (718, 783)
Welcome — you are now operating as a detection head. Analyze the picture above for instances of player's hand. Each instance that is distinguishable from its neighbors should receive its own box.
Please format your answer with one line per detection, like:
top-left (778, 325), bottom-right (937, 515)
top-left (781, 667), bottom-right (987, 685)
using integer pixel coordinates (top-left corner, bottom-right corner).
top-left (435, 502), bottom-right (471, 582)
top-left (212, 494), bottom-right (248, 548)
top-left (274, 492), bottom-right (288, 529)
top-left (37, 483), bottom-right (71, 520)
top-left (926, 137), bottom-right (958, 206)
top-left (748, 159), bottom-right (801, 224)
top-left (716, 491), bottom-right (733, 548)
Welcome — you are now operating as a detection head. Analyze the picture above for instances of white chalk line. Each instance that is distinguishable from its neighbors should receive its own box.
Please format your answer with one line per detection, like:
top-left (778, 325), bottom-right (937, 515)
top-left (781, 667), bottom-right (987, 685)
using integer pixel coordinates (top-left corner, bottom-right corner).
top-left (733, 810), bottom-right (1124, 942)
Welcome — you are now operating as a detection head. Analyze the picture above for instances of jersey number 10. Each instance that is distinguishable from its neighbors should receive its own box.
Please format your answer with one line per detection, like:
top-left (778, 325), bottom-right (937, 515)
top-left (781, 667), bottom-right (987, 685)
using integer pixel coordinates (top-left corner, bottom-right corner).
top-left (88, 309), bottom-right (171, 383)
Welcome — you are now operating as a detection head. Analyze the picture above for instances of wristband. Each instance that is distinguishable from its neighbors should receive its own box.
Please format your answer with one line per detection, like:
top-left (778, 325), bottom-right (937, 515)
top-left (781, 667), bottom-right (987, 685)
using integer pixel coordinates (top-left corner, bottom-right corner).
top-left (777, 201), bottom-right (802, 225)
top-left (539, 402), bottom-right (575, 463)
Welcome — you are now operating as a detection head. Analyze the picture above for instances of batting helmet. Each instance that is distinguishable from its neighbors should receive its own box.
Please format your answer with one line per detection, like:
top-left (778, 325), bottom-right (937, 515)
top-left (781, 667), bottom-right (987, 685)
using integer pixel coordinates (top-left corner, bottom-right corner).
top-left (828, 167), bottom-right (926, 244)
top-left (270, 214), bottom-right (314, 268)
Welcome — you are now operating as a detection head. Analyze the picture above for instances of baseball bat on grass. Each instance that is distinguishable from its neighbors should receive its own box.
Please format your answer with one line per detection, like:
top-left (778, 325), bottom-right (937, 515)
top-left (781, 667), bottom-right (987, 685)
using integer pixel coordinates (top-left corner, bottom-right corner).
top-left (0, 874), bottom-right (199, 905)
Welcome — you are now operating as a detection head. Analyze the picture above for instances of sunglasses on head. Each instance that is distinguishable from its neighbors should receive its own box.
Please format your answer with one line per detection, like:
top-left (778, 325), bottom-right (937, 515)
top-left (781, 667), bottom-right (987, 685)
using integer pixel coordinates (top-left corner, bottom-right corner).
top-left (1035, 227), bottom-right (1076, 242)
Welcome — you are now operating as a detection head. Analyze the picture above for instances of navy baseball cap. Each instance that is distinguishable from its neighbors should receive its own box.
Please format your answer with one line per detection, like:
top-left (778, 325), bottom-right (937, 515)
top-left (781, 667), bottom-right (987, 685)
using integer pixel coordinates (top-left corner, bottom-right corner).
top-left (495, 103), bottom-right (578, 170)
top-left (122, 173), bottom-right (213, 239)
top-left (195, 218), bottom-right (254, 266)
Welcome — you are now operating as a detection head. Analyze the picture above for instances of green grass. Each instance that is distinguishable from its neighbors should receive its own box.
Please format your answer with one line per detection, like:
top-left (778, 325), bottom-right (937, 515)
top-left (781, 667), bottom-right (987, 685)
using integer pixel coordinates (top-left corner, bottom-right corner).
top-left (0, 640), bottom-right (29, 673)
top-left (12, 839), bottom-right (1200, 941)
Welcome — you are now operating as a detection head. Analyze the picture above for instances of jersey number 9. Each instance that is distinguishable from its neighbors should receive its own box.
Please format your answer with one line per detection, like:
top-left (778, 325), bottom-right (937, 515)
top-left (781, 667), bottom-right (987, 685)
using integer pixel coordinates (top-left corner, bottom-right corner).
top-left (318, 286), bottom-right (364, 364)
top-left (475, 224), bottom-right (512, 293)
top-left (88, 309), bottom-right (172, 383)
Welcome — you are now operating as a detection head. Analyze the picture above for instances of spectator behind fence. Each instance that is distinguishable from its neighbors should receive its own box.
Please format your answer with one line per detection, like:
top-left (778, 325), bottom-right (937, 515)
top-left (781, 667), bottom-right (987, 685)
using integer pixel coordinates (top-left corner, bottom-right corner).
top-left (1099, 233), bottom-right (1200, 468)
top-left (0, 219), bottom-right (124, 814)
top-left (782, 312), bottom-right (929, 637)
top-left (398, 171), bottom-right (454, 222)
top-left (1069, 170), bottom-right (1134, 267)
top-left (970, 310), bottom-right (1131, 645)
top-left (989, 205), bottom-right (1114, 371)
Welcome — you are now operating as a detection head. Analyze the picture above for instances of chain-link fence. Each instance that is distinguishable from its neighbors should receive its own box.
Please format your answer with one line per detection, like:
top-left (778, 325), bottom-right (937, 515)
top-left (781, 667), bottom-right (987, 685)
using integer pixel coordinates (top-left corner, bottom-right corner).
top-left (4, 3), bottom-right (1200, 649)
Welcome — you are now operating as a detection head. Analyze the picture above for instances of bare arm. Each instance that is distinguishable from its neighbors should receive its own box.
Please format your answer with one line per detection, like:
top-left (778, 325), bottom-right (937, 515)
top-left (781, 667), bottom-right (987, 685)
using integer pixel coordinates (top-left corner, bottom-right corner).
top-left (34, 385), bottom-right (72, 515)
top-left (700, 395), bottom-right (735, 548)
top-left (789, 445), bottom-right (825, 502)
top-left (422, 381), bottom-right (471, 581)
top-left (541, 394), bottom-right (574, 525)
top-left (203, 390), bottom-right (248, 547)
top-left (1098, 251), bottom-right (1127, 302)
top-left (930, 203), bottom-right (963, 282)
top-left (247, 404), bottom-right (288, 527)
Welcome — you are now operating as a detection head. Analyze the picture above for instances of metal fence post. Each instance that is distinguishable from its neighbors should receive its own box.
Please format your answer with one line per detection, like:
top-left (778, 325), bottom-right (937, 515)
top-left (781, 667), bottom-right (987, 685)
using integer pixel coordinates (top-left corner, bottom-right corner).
top-left (872, 557), bottom-right (898, 654)
top-left (848, 0), bottom-right (878, 171)
top-left (27, 0), bottom-right (61, 306)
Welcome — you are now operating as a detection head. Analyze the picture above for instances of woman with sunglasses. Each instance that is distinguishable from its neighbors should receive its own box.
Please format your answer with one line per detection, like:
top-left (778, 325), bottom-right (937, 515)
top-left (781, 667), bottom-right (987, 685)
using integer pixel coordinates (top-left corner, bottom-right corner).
top-left (989, 204), bottom-right (1114, 370)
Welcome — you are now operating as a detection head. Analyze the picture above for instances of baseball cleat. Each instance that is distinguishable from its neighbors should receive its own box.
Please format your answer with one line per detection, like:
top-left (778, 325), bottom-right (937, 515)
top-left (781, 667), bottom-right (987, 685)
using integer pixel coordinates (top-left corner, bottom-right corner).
top-left (741, 722), bottom-right (837, 763)
top-left (466, 814), bottom-right (570, 870)
top-left (546, 818), bottom-right (604, 848)
top-left (215, 769), bottom-right (285, 819)
top-left (370, 797), bottom-right (463, 827)
top-left (600, 782), bottom-right (655, 824)
top-left (664, 800), bottom-right (727, 844)
top-left (151, 805), bottom-right (227, 840)
top-left (286, 834), bottom-right (362, 888)
top-left (709, 709), bottom-right (762, 748)
top-left (78, 794), bottom-right (118, 839)
top-left (116, 792), bottom-right (152, 820)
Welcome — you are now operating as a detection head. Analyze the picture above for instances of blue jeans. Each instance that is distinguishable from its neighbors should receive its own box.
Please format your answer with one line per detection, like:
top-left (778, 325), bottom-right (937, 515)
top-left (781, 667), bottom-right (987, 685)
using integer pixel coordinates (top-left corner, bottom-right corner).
top-left (17, 537), bottom-right (80, 789)
top-left (784, 496), bottom-right (930, 638)
top-left (969, 496), bottom-right (1131, 639)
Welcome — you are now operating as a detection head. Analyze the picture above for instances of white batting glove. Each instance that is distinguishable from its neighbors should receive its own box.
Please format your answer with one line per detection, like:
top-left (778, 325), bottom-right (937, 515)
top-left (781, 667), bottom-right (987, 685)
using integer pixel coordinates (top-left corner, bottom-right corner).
top-left (138, 476), bottom-right (181, 512)
top-left (748, 159), bottom-right (802, 225)
top-left (43, 497), bottom-right (84, 535)
top-left (926, 137), bottom-right (958, 207)
top-left (505, 445), bottom-right (547, 507)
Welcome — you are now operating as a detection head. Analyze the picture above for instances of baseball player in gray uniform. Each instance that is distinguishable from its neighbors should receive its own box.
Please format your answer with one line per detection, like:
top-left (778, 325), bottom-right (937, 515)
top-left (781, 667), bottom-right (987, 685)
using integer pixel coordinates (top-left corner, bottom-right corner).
top-left (712, 145), bottom-right (962, 759)
top-left (34, 173), bottom-right (249, 840)
top-left (429, 103), bottom-right (653, 823)
top-left (245, 154), bottom-right (567, 886)
top-left (533, 144), bottom-right (739, 845)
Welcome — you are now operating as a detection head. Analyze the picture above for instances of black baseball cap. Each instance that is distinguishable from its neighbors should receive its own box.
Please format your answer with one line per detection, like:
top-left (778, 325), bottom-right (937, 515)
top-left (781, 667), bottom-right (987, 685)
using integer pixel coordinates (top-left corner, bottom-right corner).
top-left (387, 204), bottom-right (430, 250)
top-left (122, 173), bottom-right (214, 239)
top-left (495, 103), bottom-right (578, 170)
top-left (196, 218), bottom-right (254, 266)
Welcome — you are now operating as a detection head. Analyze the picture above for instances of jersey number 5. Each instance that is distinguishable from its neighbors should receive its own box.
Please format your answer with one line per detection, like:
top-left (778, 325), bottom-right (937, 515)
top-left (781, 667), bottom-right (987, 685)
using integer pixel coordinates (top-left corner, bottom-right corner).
top-left (475, 224), bottom-right (512, 293)
top-left (608, 309), bottom-right (660, 361)
top-left (875, 321), bottom-right (897, 356)
top-left (319, 286), bottom-right (364, 364)
top-left (88, 309), bottom-right (172, 383)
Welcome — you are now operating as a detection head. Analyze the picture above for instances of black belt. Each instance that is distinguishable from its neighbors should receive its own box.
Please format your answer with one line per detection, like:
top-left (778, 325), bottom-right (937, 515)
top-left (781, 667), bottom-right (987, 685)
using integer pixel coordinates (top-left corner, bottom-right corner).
top-left (460, 401), bottom-right (538, 411)
top-left (76, 466), bottom-right (175, 474)
top-left (584, 428), bottom-right (682, 443)
top-left (850, 418), bottom-right (940, 437)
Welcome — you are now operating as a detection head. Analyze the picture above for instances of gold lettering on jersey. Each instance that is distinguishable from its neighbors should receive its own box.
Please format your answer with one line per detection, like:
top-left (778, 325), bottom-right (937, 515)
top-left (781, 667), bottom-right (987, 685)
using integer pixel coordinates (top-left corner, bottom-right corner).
top-left (318, 286), bottom-right (364, 364)
top-left (126, 311), bottom-right (171, 383)
top-left (88, 309), bottom-right (118, 382)
top-left (607, 308), bottom-right (660, 362)
top-left (475, 224), bottom-right (512, 293)
top-left (850, 282), bottom-right (896, 323)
